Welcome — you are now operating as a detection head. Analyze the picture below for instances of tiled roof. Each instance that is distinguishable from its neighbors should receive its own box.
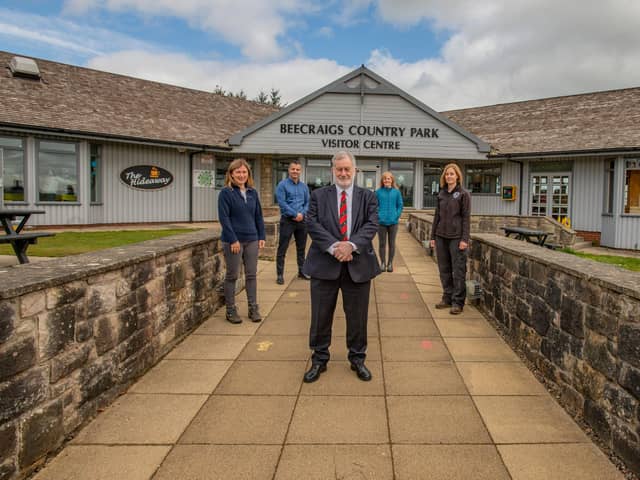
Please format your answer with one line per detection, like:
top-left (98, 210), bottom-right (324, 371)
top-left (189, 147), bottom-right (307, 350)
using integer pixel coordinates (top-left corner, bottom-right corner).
top-left (442, 87), bottom-right (640, 155)
top-left (0, 51), bottom-right (277, 148)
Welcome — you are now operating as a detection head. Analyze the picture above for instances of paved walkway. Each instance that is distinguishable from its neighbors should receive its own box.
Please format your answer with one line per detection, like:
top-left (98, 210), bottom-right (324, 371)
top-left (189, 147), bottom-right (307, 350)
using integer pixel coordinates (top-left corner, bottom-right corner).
top-left (32, 231), bottom-right (623, 480)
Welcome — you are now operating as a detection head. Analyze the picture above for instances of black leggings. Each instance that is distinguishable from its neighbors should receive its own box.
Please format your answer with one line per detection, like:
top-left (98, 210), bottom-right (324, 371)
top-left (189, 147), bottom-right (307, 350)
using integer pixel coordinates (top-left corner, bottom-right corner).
top-left (378, 224), bottom-right (398, 265)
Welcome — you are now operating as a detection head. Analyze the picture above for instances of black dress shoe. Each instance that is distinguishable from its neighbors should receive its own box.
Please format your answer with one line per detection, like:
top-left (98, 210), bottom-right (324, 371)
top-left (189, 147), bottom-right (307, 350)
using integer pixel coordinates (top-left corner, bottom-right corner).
top-left (350, 363), bottom-right (372, 381)
top-left (303, 364), bottom-right (327, 383)
top-left (297, 272), bottom-right (311, 280)
top-left (276, 274), bottom-right (284, 285)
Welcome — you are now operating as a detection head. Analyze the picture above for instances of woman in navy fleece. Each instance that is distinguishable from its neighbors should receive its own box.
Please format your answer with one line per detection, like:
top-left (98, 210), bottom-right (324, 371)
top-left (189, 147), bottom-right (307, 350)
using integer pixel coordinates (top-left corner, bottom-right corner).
top-left (217, 158), bottom-right (265, 324)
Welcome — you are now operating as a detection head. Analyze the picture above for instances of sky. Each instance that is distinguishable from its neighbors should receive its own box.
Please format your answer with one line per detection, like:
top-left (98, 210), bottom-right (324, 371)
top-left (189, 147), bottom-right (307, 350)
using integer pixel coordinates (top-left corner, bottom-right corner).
top-left (2, 0), bottom-right (640, 111)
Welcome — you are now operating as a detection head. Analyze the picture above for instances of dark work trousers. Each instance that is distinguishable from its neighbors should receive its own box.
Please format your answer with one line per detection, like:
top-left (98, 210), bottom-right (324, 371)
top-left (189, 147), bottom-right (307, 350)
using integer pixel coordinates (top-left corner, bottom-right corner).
top-left (309, 263), bottom-right (370, 366)
top-left (276, 217), bottom-right (307, 276)
top-left (435, 236), bottom-right (468, 307)
top-left (378, 224), bottom-right (398, 265)
top-left (222, 240), bottom-right (259, 307)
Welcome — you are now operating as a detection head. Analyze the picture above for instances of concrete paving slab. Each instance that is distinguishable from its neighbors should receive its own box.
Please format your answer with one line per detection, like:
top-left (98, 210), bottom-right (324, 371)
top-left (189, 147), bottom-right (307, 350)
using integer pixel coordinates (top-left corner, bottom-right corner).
top-left (373, 280), bottom-right (420, 292)
top-left (300, 361), bottom-right (384, 395)
top-left (376, 290), bottom-right (425, 304)
top-left (194, 315), bottom-right (262, 335)
top-left (383, 361), bottom-right (467, 395)
top-left (498, 443), bottom-right (624, 480)
top-left (375, 273), bottom-right (413, 283)
top-left (458, 362), bottom-right (548, 396)
top-left (429, 306), bottom-right (486, 319)
top-left (378, 303), bottom-right (430, 318)
top-left (381, 337), bottom-right (452, 362)
top-left (474, 396), bottom-right (589, 443)
top-left (129, 359), bottom-right (232, 394)
top-left (420, 292), bottom-right (445, 305)
top-left (215, 360), bottom-right (306, 395)
top-left (257, 315), bottom-right (310, 335)
top-left (433, 317), bottom-right (499, 338)
top-left (444, 338), bottom-right (520, 362)
top-left (72, 394), bottom-right (207, 444)
top-left (154, 445), bottom-right (280, 480)
top-left (379, 317), bottom-right (439, 337)
top-left (166, 334), bottom-right (251, 360)
top-left (180, 395), bottom-right (296, 444)
top-left (275, 444), bottom-right (393, 480)
top-left (277, 290), bottom-right (311, 303)
top-left (266, 302), bottom-right (311, 321)
top-left (414, 283), bottom-right (445, 293)
top-left (238, 335), bottom-right (311, 361)
top-left (387, 396), bottom-right (491, 443)
top-left (32, 445), bottom-right (171, 480)
top-left (328, 337), bottom-right (381, 361)
top-left (393, 445), bottom-right (510, 480)
top-left (287, 396), bottom-right (389, 444)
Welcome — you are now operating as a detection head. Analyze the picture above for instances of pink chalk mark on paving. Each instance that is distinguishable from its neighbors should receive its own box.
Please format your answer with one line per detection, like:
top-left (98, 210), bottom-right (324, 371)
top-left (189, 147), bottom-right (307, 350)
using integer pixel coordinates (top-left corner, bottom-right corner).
top-left (420, 340), bottom-right (433, 350)
top-left (399, 292), bottom-right (410, 300)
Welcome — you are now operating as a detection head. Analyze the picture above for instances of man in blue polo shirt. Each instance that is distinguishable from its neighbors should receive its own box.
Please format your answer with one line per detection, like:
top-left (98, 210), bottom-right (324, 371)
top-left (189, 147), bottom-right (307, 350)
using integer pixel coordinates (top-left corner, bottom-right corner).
top-left (275, 159), bottom-right (310, 284)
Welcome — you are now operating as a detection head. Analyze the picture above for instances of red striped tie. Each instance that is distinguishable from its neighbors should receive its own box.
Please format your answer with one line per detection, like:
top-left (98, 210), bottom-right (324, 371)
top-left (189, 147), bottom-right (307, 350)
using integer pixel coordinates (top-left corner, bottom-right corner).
top-left (339, 190), bottom-right (348, 240)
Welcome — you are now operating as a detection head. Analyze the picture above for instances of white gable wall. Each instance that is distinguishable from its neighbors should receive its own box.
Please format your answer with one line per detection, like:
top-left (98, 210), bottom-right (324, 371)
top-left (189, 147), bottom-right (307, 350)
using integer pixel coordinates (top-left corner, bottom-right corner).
top-left (232, 93), bottom-right (487, 161)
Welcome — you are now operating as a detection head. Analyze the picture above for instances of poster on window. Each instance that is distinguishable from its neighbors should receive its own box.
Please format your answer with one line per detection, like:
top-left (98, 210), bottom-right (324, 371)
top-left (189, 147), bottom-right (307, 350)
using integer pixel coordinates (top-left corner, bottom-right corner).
top-left (194, 169), bottom-right (216, 188)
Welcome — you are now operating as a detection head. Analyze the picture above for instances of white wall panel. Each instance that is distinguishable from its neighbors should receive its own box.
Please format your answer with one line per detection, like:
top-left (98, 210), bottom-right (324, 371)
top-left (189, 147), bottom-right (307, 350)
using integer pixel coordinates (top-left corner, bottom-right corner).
top-left (464, 160), bottom-right (520, 215)
top-left (572, 157), bottom-right (604, 232)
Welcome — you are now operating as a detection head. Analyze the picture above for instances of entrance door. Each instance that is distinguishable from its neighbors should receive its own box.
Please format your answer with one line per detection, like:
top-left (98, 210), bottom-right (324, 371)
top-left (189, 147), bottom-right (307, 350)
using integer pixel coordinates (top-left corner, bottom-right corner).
top-left (530, 173), bottom-right (571, 221)
top-left (357, 169), bottom-right (378, 192)
top-left (423, 165), bottom-right (442, 208)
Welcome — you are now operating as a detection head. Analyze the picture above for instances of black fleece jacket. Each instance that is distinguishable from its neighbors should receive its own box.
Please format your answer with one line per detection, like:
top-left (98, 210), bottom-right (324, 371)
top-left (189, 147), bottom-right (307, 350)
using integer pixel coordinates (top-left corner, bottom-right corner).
top-left (430, 184), bottom-right (471, 242)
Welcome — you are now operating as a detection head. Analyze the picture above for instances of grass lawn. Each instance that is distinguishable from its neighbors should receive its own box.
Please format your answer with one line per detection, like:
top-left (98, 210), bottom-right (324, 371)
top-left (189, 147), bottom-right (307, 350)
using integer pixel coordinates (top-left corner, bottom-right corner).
top-left (0, 229), bottom-right (202, 257)
top-left (561, 248), bottom-right (640, 272)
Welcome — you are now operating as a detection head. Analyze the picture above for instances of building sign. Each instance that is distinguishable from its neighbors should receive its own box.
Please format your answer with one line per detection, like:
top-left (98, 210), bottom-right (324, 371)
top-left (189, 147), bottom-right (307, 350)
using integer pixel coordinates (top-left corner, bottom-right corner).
top-left (120, 165), bottom-right (173, 190)
top-left (279, 123), bottom-right (440, 150)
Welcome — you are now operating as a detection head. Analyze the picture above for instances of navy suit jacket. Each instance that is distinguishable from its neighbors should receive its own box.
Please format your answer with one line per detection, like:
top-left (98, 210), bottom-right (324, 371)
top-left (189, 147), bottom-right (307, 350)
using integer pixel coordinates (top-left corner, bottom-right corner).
top-left (302, 184), bottom-right (382, 283)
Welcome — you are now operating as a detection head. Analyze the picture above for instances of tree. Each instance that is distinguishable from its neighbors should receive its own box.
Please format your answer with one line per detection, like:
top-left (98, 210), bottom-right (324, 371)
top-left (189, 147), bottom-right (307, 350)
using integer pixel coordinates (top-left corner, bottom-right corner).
top-left (255, 90), bottom-right (269, 104)
top-left (233, 89), bottom-right (247, 100)
top-left (213, 85), bottom-right (226, 96)
top-left (269, 88), bottom-right (282, 107)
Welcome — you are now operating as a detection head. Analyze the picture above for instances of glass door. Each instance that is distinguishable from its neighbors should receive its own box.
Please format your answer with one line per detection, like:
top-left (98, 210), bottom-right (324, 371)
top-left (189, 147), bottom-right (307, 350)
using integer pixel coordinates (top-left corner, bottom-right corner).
top-left (357, 169), bottom-right (378, 192)
top-left (423, 165), bottom-right (442, 208)
top-left (530, 173), bottom-right (571, 221)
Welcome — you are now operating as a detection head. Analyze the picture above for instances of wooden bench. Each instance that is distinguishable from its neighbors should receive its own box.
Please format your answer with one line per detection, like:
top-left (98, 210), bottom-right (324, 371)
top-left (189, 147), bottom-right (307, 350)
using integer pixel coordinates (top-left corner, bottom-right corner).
top-left (0, 231), bottom-right (55, 264)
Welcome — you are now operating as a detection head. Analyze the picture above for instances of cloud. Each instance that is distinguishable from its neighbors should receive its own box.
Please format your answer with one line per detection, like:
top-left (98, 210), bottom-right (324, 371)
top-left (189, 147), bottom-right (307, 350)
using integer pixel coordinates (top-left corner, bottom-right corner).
top-left (368, 0), bottom-right (640, 109)
top-left (87, 50), bottom-right (351, 104)
top-left (62, 0), bottom-right (317, 61)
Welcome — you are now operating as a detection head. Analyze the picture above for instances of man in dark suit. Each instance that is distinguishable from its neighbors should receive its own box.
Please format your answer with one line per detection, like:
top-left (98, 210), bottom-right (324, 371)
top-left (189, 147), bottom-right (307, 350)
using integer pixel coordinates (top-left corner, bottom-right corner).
top-left (302, 151), bottom-right (382, 383)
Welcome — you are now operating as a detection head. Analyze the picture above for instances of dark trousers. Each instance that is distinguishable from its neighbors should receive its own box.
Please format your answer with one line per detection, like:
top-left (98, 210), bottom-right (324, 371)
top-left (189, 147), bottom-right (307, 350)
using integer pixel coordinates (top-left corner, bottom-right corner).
top-left (378, 224), bottom-right (398, 265)
top-left (276, 217), bottom-right (307, 275)
top-left (309, 264), bottom-right (370, 366)
top-left (435, 236), bottom-right (468, 307)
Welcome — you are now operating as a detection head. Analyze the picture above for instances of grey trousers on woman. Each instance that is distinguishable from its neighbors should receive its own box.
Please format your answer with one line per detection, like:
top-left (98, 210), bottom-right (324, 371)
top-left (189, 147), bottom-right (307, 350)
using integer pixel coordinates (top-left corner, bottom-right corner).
top-left (435, 236), bottom-right (468, 307)
top-left (378, 224), bottom-right (398, 265)
top-left (222, 240), bottom-right (259, 307)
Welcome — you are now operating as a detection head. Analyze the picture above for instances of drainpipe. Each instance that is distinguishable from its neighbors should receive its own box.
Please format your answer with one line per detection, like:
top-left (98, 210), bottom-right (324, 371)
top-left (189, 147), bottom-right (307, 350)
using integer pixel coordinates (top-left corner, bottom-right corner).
top-left (188, 147), bottom-right (207, 222)
top-left (508, 156), bottom-right (524, 215)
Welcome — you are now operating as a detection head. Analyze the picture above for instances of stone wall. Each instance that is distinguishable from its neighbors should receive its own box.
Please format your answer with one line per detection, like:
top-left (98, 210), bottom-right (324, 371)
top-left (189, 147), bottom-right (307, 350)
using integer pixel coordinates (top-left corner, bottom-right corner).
top-left (0, 225), bottom-right (273, 480)
top-left (408, 212), bottom-right (640, 476)
top-left (407, 212), bottom-right (576, 247)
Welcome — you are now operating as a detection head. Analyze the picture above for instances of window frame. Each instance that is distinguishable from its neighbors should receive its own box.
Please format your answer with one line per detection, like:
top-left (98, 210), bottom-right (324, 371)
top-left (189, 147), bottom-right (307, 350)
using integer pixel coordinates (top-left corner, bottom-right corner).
top-left (388, 160), bottom-right (415, 207)
top-left (603, 159), bottom-right (615, 215)
top-left (0, 135), bottom-right (27, 204)
top-left (36, 139), bottom-right (80, 204)
top-left (465, 164), bottom-right (502, 195)
top-left (90, 143), bottom-right (103, 204)
top-left (623, 158), bottom-right (640, 215)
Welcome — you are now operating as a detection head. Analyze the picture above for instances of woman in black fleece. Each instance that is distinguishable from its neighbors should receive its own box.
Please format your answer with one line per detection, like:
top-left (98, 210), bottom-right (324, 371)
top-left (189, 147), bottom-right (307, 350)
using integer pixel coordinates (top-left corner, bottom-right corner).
top-left (429, 163), bottom-right (471, 314)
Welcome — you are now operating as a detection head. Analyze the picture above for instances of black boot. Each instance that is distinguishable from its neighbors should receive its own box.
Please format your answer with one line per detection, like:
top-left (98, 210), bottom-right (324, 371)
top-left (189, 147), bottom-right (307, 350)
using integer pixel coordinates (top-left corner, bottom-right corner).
top-left (248, 304), bottom-right (262, 322)
top-left (226, 306), bottom-right (242, 324)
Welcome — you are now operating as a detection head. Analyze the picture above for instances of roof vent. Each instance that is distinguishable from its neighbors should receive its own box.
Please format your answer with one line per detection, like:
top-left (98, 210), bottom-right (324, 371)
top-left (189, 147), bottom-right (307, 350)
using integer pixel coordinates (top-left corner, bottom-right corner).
top-left (9, 56), bottom-right (41, 79)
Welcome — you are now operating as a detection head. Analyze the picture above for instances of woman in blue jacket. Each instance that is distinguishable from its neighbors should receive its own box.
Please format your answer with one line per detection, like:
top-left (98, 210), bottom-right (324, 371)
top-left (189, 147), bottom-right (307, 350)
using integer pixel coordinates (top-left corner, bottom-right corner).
top-left (217, 158), bottom-right (265, 324)
top-left (375, 171), bottom-right (403, 272)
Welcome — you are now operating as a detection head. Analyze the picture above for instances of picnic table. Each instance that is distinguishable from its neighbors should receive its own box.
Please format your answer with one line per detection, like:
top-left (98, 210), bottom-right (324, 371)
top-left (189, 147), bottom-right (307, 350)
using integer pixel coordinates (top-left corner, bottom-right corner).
top-left (0, 209), bottom-right (55, 264)
top-left (502, 226), bottom-right (550, 246)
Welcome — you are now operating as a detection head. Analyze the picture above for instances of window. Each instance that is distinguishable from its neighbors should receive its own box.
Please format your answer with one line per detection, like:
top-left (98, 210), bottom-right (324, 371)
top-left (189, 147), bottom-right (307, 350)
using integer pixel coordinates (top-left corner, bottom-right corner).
top-left (389, 161), bottom-right (414, 207)
top-left (1, 136), bottom-right (25, 202)
top-left (273, 158), bottom-right (304, 203)
top-left (603, 159), bottom-right (615, 214)
top-left (215, 157), bottom-right (255, 188)
top-left (90, 144), bottom-right (102, 203)
top-left (624, 159), bottom-right (640, 214)
top-left (466, 164), bottom-right (501, 194)
top-left (37, 140), bottom-right (78, 202)
top-left (306, 159), bottom-right (332, 193)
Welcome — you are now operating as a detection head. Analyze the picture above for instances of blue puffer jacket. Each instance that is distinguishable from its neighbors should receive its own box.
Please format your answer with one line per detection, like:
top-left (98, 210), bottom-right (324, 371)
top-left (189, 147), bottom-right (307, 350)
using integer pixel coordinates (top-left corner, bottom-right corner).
top-left (376, 187), bottom-right (403, 226)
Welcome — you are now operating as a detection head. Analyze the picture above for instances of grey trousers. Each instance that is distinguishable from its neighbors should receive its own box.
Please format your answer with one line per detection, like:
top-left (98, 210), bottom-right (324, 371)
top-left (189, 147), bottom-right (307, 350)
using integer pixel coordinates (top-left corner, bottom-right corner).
top-left (435, 236), bottom-right (468, 307)
top-left (378, 224), bottom-right (398, 265)
top-left (222, 240), bottom-right (259, 307)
